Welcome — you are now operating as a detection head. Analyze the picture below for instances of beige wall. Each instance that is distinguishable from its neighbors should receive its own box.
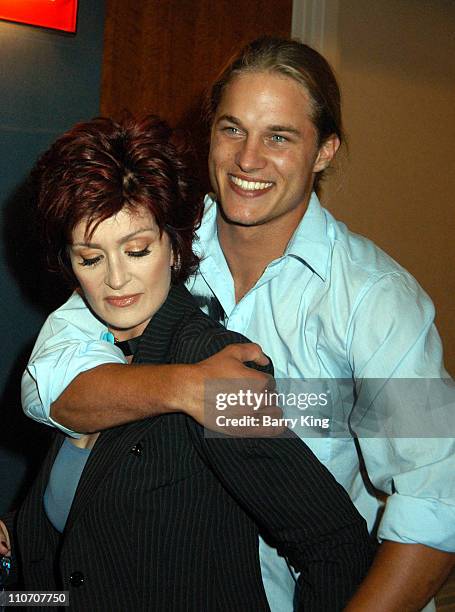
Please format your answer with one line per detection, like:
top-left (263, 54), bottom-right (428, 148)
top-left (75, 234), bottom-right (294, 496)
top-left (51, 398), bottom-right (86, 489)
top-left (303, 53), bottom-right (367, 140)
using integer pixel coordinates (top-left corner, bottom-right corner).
top-left (321, 0), bottom-right (455, 374)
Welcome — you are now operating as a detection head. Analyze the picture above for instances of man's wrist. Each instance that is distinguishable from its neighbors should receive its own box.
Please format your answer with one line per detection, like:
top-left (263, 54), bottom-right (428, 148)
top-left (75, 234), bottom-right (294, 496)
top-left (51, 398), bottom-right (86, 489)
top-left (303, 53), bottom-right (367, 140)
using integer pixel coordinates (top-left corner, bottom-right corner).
top-left (161, 363), bottom-right (202, 418)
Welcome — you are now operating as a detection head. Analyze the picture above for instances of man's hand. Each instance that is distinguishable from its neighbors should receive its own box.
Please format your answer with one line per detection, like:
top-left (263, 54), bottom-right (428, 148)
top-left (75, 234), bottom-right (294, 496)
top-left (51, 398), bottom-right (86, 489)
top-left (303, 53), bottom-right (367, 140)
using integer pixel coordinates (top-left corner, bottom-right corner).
top-left (0, 520), bottom-right (11, 557)
top-left (182, 343), bottom-right (284, 436)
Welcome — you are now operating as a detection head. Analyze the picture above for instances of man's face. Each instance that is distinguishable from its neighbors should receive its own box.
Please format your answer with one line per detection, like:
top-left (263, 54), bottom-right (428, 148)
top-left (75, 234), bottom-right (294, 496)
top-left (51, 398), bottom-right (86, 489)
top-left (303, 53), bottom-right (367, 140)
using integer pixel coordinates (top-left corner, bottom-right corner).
top-left (209, 71), bottom-right (337, 229)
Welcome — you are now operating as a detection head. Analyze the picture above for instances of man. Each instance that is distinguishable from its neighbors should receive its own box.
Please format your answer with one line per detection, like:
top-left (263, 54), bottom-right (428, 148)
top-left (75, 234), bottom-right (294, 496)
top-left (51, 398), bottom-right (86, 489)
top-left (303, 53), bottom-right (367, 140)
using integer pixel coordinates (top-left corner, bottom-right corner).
top-left (19, 37), bottom-right (455, 610)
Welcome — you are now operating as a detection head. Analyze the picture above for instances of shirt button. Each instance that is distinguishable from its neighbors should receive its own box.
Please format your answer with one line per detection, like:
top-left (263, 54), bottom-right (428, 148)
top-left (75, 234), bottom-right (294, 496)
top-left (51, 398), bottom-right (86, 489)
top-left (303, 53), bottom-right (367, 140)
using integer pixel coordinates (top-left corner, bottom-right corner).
top-left (130, 442), bottom-right (143, 456)
top-left (69, 571), bottom-right (85, 587)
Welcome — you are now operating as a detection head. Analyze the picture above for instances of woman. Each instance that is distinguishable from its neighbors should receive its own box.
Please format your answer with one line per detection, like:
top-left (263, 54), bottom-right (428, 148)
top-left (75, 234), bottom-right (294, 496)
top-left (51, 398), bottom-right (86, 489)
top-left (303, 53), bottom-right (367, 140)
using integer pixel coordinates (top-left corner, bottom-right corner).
top-left (1, 115), bottom-right (374, 611)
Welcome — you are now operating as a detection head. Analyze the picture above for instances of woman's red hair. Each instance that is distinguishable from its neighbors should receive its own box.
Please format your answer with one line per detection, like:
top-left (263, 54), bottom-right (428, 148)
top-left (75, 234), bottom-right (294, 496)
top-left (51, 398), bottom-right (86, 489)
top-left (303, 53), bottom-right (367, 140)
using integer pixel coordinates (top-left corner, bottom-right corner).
top-left (33, 114), bottom-right (202, 285)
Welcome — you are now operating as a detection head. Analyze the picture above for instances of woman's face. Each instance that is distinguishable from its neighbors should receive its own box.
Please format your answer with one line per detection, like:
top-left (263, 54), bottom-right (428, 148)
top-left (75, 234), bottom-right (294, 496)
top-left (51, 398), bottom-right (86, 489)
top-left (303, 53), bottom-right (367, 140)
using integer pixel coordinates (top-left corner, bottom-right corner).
top-left (69, 207), bottom-right (173, 341)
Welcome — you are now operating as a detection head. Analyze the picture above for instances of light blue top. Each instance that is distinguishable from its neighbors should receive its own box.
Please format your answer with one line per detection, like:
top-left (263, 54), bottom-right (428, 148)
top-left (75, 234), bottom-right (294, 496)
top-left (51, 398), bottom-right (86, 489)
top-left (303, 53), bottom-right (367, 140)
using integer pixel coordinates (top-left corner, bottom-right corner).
top-left (21, 193), bottom-right (455, 611)
top-left (43, 438), bottom-right (91, 533)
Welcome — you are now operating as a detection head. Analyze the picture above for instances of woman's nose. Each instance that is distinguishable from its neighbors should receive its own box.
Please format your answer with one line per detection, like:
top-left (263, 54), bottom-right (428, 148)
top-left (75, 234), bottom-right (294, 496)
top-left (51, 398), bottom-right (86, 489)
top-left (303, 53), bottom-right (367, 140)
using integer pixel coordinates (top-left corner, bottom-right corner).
top-left (105, 259), bottom-right (130, 290)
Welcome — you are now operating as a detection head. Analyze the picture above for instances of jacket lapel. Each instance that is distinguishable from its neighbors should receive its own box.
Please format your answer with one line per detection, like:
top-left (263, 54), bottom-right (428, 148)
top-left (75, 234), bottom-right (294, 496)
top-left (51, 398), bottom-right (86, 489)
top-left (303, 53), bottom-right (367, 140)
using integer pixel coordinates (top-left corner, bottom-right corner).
top-left (63, 284), bottom-right (199, 535)
top-left (134, 284), bottom-right (199, 365)
top-left (63, 418), bottom-right (159, 535)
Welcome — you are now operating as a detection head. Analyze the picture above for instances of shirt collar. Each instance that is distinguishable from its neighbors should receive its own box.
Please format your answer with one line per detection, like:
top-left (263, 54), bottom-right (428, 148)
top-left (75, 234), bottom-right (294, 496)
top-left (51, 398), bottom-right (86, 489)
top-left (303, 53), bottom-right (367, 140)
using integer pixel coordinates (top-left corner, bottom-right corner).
top-left (284, 192), bottom-right (330, 281)
top-left (197, 192), bottom-right (331, 282)
top-left (194, 194), bottom-right (219, 259)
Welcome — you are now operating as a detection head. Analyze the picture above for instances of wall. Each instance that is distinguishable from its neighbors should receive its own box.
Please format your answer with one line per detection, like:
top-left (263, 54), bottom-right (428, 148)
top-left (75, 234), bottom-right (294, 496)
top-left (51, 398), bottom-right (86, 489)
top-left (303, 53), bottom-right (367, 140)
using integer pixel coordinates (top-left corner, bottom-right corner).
top-left (318, 0), bottom-right (455, 375)
top-left (0, 1), bottom-right (106, 514)
top-left (101, 0), bottom-right (293, 186)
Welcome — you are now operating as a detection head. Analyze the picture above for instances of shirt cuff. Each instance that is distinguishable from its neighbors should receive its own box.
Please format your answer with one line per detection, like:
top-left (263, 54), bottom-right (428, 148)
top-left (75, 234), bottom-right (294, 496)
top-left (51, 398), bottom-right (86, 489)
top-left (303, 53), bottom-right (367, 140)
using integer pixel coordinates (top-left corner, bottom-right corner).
top-left (22, 340), bottom-right (127, 437)
top-left (378, 493), bottom-right (455, 552)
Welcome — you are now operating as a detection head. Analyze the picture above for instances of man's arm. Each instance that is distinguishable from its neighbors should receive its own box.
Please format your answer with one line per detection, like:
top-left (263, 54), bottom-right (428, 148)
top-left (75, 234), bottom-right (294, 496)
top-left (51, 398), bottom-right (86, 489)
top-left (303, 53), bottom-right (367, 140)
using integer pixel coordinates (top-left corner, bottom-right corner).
top-left (50, 343), bottom-right (272, 433)
top-left (22, 291), bottom-right (127, 436)
top-left (347, 272), bottom-right (455, 609)
top-left (346, 541), bottom-right (455, 611)
top-left (22, 292), bottom-right (274, 435)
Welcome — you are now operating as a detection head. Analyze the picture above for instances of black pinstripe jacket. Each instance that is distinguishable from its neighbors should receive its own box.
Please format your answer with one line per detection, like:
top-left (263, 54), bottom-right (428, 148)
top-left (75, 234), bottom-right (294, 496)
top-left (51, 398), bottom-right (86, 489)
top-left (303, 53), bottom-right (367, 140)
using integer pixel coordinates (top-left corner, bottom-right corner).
top-left (7, 284), bottom-right (374, 611)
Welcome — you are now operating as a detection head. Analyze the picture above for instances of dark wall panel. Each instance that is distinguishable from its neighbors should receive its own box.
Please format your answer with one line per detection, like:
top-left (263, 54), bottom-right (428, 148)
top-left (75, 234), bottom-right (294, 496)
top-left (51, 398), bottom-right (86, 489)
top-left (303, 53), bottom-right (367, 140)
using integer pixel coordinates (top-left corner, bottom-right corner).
top-left (0, 1), bottom-right (106, 514)
top-left (101, 0), bottom-right (292, 185)
top-left (101, 0), bottom-right (292, 124)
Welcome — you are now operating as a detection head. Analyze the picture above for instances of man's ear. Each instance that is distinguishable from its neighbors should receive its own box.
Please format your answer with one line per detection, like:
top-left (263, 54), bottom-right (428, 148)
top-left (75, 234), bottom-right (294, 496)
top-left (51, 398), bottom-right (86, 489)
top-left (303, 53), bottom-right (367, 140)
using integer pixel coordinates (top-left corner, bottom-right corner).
top-left (313, 134), bottom-right (340, 173)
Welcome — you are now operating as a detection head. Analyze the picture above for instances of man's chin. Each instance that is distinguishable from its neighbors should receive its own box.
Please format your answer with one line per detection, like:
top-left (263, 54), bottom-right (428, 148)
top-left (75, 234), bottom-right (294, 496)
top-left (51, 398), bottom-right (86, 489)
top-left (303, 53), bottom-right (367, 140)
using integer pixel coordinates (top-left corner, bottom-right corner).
top-left (217, 203), bottom-right (266, 228)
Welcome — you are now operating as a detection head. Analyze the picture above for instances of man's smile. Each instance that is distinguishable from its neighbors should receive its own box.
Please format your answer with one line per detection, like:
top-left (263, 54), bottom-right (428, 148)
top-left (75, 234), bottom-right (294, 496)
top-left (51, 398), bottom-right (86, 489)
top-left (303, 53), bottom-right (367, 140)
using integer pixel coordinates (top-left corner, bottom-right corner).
top-left (229, 174), bottom-right (274, 191)
top-left (228, 174), bottom-right (274, 198)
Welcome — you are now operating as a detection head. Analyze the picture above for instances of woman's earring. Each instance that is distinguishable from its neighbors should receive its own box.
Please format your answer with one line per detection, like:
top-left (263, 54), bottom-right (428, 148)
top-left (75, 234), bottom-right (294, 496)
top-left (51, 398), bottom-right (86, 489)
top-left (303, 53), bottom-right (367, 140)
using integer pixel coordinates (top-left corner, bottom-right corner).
top-left (172, 252), bottom-right (181, 273)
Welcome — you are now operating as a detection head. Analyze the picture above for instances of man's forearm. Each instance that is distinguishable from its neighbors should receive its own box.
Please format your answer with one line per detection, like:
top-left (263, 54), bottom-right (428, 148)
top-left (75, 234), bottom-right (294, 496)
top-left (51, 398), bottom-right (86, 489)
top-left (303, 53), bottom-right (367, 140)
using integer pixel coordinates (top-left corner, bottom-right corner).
top-left (51, 363), bottom-right (191, 433)
top-left (345, 540), bottom-right (455, 611)
top-left (49, 343), bottom-right (273, 434)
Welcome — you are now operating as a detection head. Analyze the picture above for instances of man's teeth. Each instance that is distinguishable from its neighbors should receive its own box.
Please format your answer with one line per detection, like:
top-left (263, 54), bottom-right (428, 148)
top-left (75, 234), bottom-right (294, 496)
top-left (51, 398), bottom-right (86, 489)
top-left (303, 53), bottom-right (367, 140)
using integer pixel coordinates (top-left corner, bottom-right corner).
top-left (230, 176), bottom-right (273, 191)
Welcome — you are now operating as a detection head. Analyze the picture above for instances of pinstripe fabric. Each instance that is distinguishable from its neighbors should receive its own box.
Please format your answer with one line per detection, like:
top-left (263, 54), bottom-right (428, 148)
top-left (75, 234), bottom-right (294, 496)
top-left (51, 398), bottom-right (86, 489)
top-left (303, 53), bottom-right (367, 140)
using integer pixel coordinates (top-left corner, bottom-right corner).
top-left (11, 284), bottom-right (374, 611)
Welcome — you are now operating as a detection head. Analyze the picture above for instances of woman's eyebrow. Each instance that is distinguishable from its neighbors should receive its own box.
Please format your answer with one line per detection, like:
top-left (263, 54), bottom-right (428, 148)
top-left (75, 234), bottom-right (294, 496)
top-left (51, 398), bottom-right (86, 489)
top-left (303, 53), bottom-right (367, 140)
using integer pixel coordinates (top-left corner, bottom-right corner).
top-left (72, 227), bottom-right (157, 248)
top-left (117, 227), bottom-right (157, 245)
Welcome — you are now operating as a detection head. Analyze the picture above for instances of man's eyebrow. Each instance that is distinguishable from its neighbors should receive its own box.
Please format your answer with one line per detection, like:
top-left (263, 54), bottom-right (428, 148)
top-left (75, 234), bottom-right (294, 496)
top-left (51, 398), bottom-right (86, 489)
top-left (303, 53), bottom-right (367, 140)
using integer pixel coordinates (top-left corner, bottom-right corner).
top-left (72, 227), bottom-right (157, 248)
top-left (216, 114), bottom-right (242, 126)
top-left (268, 124), bottom-right (301, 136)
top-left (216, 115), bottom-right (300, 136)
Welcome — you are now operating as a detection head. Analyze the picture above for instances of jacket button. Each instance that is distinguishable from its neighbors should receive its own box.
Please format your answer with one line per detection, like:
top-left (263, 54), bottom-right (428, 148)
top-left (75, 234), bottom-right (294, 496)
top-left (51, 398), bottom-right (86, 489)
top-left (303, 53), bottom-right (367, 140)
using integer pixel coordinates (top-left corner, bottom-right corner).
top-left (69, 571), bottom-right (85, 587)
top-left (130, 442), bottom-right (143, 456)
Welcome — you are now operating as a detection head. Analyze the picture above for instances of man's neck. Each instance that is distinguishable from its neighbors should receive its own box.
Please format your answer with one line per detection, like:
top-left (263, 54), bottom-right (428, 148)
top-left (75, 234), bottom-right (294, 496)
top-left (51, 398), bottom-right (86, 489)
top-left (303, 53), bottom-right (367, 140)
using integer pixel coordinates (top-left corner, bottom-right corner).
top-left (217, 210), bottom-right (306, 302)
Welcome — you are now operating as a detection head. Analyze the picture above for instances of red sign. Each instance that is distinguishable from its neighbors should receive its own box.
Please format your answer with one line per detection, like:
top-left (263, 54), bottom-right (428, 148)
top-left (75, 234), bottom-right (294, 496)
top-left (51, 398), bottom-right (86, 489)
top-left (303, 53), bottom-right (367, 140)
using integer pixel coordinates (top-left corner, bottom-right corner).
top-left (0, 0), bottom-right (78, 33)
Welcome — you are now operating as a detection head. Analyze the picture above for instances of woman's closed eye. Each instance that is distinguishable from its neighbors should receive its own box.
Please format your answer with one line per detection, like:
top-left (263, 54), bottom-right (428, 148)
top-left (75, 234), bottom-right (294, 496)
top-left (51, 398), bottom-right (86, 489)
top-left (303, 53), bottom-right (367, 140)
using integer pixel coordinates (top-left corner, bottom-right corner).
top-left (80, 255), bottom-right (102, 267)
top-left (126, 247), bottom-right (151, 258)
top-left (79, 246), bottom-right (151, 266)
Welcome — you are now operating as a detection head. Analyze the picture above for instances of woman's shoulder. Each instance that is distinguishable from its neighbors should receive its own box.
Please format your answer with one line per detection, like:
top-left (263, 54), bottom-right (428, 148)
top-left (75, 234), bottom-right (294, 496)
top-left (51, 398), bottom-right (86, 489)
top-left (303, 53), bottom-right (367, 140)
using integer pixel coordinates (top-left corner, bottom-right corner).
top-left (175, 307), bottom-right (250, 362)
top-left (164, 285), bottom-right (272, 373)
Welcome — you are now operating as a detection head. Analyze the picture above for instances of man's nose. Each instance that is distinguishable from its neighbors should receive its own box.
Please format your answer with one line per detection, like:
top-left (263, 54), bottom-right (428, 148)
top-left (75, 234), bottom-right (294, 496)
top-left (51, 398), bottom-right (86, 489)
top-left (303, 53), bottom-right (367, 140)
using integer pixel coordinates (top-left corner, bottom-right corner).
top-left (235, 137), bottom-right (266, 173)
top-left (105, 258), bottom-right (130, 290)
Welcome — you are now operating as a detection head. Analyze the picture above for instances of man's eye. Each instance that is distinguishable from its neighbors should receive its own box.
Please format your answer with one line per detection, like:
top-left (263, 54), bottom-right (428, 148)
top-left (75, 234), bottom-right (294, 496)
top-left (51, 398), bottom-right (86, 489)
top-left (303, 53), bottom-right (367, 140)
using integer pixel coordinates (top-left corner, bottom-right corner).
top-left (81, 255), bottom-right (102, 267)
top-left (223, 126), bottom-right (242, 136)
top-left (127, 247), bottom-right (151, 258)
top-left (270, 134), bottom-right (288, 143)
